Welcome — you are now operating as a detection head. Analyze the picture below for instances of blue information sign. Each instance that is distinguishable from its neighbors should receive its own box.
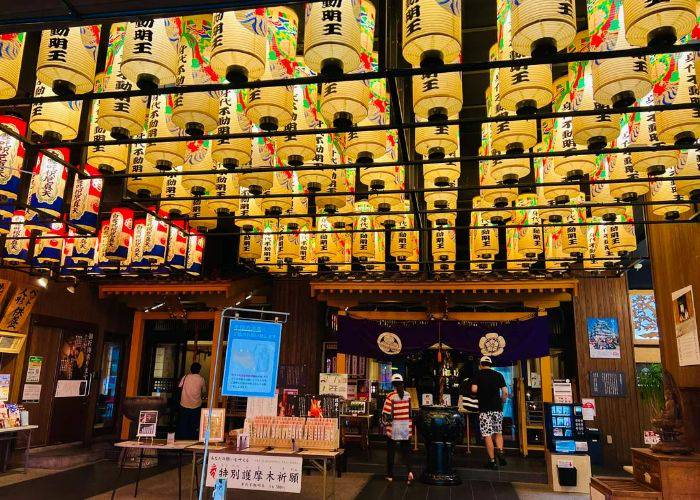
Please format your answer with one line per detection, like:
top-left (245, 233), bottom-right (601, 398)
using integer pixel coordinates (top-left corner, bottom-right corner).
top-left (221, 319), bottom-right (282, 398)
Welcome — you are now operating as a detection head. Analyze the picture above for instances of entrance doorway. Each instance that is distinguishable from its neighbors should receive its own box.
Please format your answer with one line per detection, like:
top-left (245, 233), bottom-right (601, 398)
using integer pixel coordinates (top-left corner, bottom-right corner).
top-left (93, 333), bottom-right (126, 436)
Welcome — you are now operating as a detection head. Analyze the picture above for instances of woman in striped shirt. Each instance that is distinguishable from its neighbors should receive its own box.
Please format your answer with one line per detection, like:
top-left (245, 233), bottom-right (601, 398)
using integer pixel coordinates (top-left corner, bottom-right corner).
top-left (381, 373), bottom-right (414, 483)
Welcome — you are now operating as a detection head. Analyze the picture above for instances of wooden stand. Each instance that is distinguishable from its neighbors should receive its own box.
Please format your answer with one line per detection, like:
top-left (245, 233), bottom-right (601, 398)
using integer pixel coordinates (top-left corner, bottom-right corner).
top-left (590, 476), bottom-right (661, 499)
top-left (631, 448), bottom-right (700, 499)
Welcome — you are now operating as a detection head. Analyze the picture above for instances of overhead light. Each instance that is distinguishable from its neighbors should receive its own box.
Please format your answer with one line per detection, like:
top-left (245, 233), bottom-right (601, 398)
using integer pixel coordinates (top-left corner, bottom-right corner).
top-left (235, 301), bottom-right (242, 306)
top-left (245, 294), bottom-right (253, 300)
top-left (66, 285), bottom-right (75, 294)
top-left (36, 277), bottom-right (48, 289)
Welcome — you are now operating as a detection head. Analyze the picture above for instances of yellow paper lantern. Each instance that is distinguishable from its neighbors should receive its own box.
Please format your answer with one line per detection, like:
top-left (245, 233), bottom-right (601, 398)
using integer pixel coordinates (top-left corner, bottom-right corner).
top-left (623, 0), bottom-right (696, 47)
top-left (427, 208), bottom-right (456, 228)
top-left (189, 196), bottom-right (218, 232)
top-left (212, 90), bottom-right (252, 170)
top-left (97, 23), bottom-right (149, 140)
top-left (413, 68), bottom-right (462, 122)
top-left (608, 119), bottom-right (650, 202)
top-left (471, 196), bottom-right (499, 259)
top-left (317, 157), bottom-right (351, 213)
top-left (628, 91), bottom-right (679, 176)
top-left (424, 188), bottom-right (457, 224)
top-left (353, 199), bottom-right (376, 260)
top-left (0, 33), bottom-right (25, 99)
top-left (160, 167), bottom-right (191, 217)
top-left (239, 134), bottom-right (275, 195)
top-left (256, 220), bottom-right (280, 270)
top-left (304, 0), bottom-right (361, 75)
top-left (650, 172), bottom-right (691, 219)
top-left (390, 202), bottom-right (414, 259)
top-left (298, 134), bottom-right (335, 192)
top-left (561, 205), bottom-right (588, 256)
top-left (588, 0), bottom-right (651, 108)
top-left (211, 10), bottom-right (267, 84)
top-left (277, 76), bottom-right (318, 167)
top-left (36, 25), bottom-right (100, 96)
top-left (182, 139), bottom-right (217, 196)
top-left (359, 129), bottom-right (399, 190)
top-left (497, 0), bottom-right (553, 114)
top-left (236, 187), bottom-right (265, 233)
top-left (570, 32), bottom-right (620, 150)
top-left (239, 231), bottom-right (263, 260)
top-left (589, 154), bottom-right (627, 221)
top-left (87, 76), bottom-right (129, 173)
top-left (584, 222), bottom-right (615, 270)
top-left (401, 0), bottom-right (461, 68)
top-left (280, 174), bottom-right (310, 226)
top-left (511, 0), bottom-right (576, 57)
top-left (127, 132), bottom-right (161, 198)
top-left (515, 193), bottom-right (543, 258)
top-left (607, 206), bottom-right (637, 255)
top-left (29, 80), bottom-right (82, 141)
top-left (415, 119), bottom-right (459, 160)
top-left (544, 227), bottom-right (571, 272)
top-left (209, 170), bottom-right (240, 215)
top-left (145, 94), bottom-right (187, 171)
top-left (424, 147), bottom-right (461, 187)
top-left (479, 124), bottom-right (516, 224)
top-left (121, 17), bottom-right (181, 90)
top-left (277, 224), bottom-right (302, 263)
top-left (432, 225), bottom-right (456, 273)
top-left (490, 155), bottom-right (530, 185)
top-left (316, 216), bottom-right (338, 261)
top-left (536, 125), bottom-right (582, 212)
top-left (260, 170), bottom-right (295, 216)
top-left (297, 227), bottom-right (317, 273)
top-left (245, 7), bottom-right (298, 132)
top-left (171, 15), bottom-right (220, 136)
top-left (675, 148), bottom-right (700, 201)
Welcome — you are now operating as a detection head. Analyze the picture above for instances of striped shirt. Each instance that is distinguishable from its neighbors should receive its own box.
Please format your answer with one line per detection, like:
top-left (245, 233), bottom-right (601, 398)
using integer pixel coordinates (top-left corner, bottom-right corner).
top-left (382, 390), bottom-right (413, 439)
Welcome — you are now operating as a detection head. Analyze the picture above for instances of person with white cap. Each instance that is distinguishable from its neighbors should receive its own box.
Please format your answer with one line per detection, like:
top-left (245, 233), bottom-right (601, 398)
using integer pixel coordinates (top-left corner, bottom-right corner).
top-left (471, 355), bottom-right (508, 469)
top-left (381, 373), bottom-right (414, 483)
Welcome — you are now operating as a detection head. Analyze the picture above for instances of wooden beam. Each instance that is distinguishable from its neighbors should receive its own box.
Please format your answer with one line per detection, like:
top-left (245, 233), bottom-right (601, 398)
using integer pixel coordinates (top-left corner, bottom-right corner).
top-left (121, 311), bottom-right (145, 439)
top-left (209, 310), bottom-right (223, 408)
top-left (99, 281), bottom-right (232, 298)
top-left (142, 311), bottom-right (217, 320)
top-left (346, 311), bottom-right (534, 321)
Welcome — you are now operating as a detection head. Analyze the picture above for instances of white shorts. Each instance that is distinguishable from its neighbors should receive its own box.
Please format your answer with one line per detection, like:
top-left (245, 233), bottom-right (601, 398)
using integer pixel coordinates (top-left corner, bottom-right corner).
top-left (479, 411), bottom-right (503, 435)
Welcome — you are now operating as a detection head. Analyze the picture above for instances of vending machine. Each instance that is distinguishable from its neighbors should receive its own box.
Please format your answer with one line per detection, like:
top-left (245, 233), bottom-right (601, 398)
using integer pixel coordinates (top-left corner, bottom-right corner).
top-left (544, 403), bottom-right (587, 454)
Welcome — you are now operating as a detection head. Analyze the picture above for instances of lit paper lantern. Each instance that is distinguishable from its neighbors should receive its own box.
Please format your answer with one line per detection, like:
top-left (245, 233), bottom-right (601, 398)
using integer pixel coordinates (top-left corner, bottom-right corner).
top-left (87, 75), bottom-right (129, 174)
top-left (0, 115), bottom-right (26, 201)
top-left (236, 187), bottom-right (265, 233)
top-left (373, 175), bottom-right (406, 228)
top-left (359, 129), bottom-right (399, 190)
top-left (432, 225), bottom-right (456, 273)
top-left (649, 171), bottom-right (691, 220)
top-left (479, 124), bottom-right (516, 224)
top-left (280, 174), bottom-right (311, 228)
top-left (27, 148), bottom-right (69, 218)
top-left (171, 15), bottom-right (220, 136)
top-left (304, 0), bottom-right (361, 75)
top-left (544, 226), bottom-right (570, 272)
top-left (0, 32), bottom-right (26, 99)
top-left (415, 119), bottom-right (458, 160)
top-left (256, 220), bottom-right (280, 270)
top-left (36, 25), bottom-right (100, 96)
top-left (515, 193), bottom-right (543, 259)
top-left (29, 80), bottom-right (82, 141)
top-left (551, 76), bottom-right (597, 180)
top-left (607, 206), bottom-right (636, 255)
top-left (651, 50), bottom-right (700, 146)
top-left (317, 157), bottom-right (350, 214)
top-left (128, 218), bottom-right (150, 270)
top-left (210, 169), bottom-right (239, 215)
top-left (160, 167), bottom-right (192, 217)
top-left (390, 203), bottom-right (414, 259)
top-left (316, 216), bottom-right (338, 261)
top-left (260, 170), bottom-right (294, 216)
top-left (353, 199), bottom-right (376, 261)
top-left (121, 17), bottom-right (182, 90)
top-left (424, 147), bottom-right (461, 187)
top-left (69, 164), bottom-right (102, 232)
top-left (3, 210), bottom-right (30, 264)
top-left (589, 154), bottom-right (627, 221)
top-left (127, 132), bottom-right (161, 198)
top-left (71, 235), bottom-right (97, 265)
top-left (186, 233), bottom-right (205, 275)
top-left (570, 32), bottom-right (620, 150)
top-left (511, 0), bottom-right (576, 57)
top-left (584, 222), bottom-right (615, 270)
top-left (34, 222), bottom-right (65, 264)
top-left (97, 24), bottom-right (149, 140)
top-left (189, 196), bottom-right (218, 232)
top-left (561, 204), bottom-right (587, 256)
top-left (211, 9), bottom-right (267, 84)
top-left (239, 231), bottom-right (263, 260)
top-left (471, 196), bottom-right (499, 259)
top-left (497, 0), bottom-right (553, 114)
top-left (623, 0), bottom-right (696, 47)
top-left (609, 116), bottom-right (649, 202)
top-left (298, 134), bottom-right (335, 192)
top-left (588, 0), bottom-right (651, 108)
top-left (277, 69), bottom-right (318, 167)
top-left (628, 91), bottom-right (679, 176)
top-left (212, 90), bottom-right (253, 169)
top-left (536, 123), bottom-right (581, 214)
top-left (297, 227), bottom-right (316, 273)
top-left (278, 223), bottom-right (301, 263)
top-left (182, 139), bottom-right (216, 196)
top-left (401, 0), bottom-right (461, 68)
top-left (490, 154), bottom-right (530, 185)
top-left (143, 209), bottom-right (169, 264)
top-left (240, 134), bottom-right (275, 195)
top-left (166, 220), bottom-right (188, 268)
top-left (413, 68), bottom-right (462, 122)
top-left (506, 227), bottom-right (529, 271)
top-left (104, 207), bottom-right (134, 261)
top-left (676, 148), bottom-right (700, 201)
top-left (245, 7), bottom-right (298, 132)
top-left (145, 95), bottom-right (187, 171)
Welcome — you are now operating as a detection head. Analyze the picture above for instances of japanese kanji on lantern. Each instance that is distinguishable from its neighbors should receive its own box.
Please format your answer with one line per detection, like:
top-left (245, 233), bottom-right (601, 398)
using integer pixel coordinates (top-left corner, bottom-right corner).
top-left (589, 153), bottom-right (627, 221)
top-left (608, 115), bottom-right (650, 202)
top-left (240, 134), bottom-right (275, 195)
top-left (105, 207), bottom-right (134, 261)
top-left (316, 216), bottom-right (338, 262)
top-left (0, 32), bottom-right (26, 99)
top-left (236, 187), bottom-right (265, 233)
top-left (121, 17), bottom-right (181, 90)
top-left (277, 64), bottom-right (318, 167)
top-left (0, 114), bottom-right (26, 202)
top-left (160, 167), bottom-right (192, 217)
top-left (129, 217), bottom-right (150, 270)
top-left (414, 119), bottom-right (458, 160)
top-left (68, 164), bottom-right (102, 232)
top-left (622, 0), bottom-right (696, 48)
top-left (536, 129), bottom-right (581, 220)
top-left (239, 230), bottom-right (263, 260)
top-left (71, 235), bottom-right (97, 265)
top-left (171, 15), bottom-right (220, 137)
top-left (182, 139), bottom-right (216, 196)
top-left (29, 80), bottom-right (82, 142)
top-left (143, 209), bottom-right (168, 264)
top-left (186, 233), bottom-right (205, 275)
top-left (390, 202), bottom-right (414, 259)
top-left (515, 192), bottom-right (543, 259)
top-left (145, 94), bottom-right (187, 171)
top-left (298, 133), bottom-right (334, 192)
top-left (209, 169), bottom-right (239, 215)
top-left (561, 202), bottom-right (587, 257)
top-left (432, 224), bottom-right (456, 272)
top-left (3, 210), bottom-right (30, 265)
top-left (127, 132), bottom-right (161, 198)
top-left (211, 9), bottom-right (267, 85)
top-left (212, 90), bottom-right (253, 170)
top-left (628, 91), bottom-right (678, 177)
top-left (607, 206), bottom-right (636, 255)
top-left (97, 23), bottom-right (149, 140)
top-left (353, 199), bottom-right (376, 261)
top-left (401, 0), bottom-right (462, 68)
top-left (650, 172), bottom-right (690, 220)
top-left (359, 130), bottom-right (398, 190)
top-left (256, 220), bottom-right (280, 270)
top-left (36, 25), bottom-right (100, 97)
top-left (425, 147), bottom-right (460, 187)
top-left (27, 148), bottom-right (69, 218)
top-left (676, 148), bottom-right (700, 201)
top-left (166, 219), bottom-right (188, 268)
top-left (304, 0), bottom-right (361, 76)
top-left (88, 74), bottom-right (129, 174)
top-left (412, 68), bottom-right (462, 122)
top-left (260, 171), bottom-right (294, 216)
top-left (317, 158), bottom-right (349, 214)
top-left (511, 0), bottom-right (576, 57)
top-left (189, 196), bottom-right (218, 232)
top-left (34, 222), bottom-right (65, 265)
top-left (470, 196), bottom-right (498, 259)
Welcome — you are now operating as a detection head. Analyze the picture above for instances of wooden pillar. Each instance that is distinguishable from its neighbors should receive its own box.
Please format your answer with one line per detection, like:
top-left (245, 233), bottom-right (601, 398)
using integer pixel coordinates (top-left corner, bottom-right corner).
top-left (336, 353), bottom-right (346, 373)
top-left (121, 311), bottom-right (144, 439)
top-left (208, 310), bottom-right (223, 408)
top-left (540, 356), bottom-right (553, 403)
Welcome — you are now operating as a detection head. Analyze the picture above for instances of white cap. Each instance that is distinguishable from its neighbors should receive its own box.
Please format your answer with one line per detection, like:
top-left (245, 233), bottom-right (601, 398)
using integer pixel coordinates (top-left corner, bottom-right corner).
top-left (480, 355), bottom-right (492, 365)
top-left (391, 374), bottom-right (404, 383)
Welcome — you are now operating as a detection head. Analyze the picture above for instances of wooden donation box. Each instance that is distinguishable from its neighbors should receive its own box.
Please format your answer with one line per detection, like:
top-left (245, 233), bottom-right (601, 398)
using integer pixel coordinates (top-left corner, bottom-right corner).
top-left (631, 448), bottom-right (700, 499)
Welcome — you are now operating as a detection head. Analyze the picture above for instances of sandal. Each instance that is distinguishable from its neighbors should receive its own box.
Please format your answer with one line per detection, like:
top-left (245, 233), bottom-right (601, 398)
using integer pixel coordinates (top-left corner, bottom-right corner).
top-left (407, 472), bottom-right (414, 485)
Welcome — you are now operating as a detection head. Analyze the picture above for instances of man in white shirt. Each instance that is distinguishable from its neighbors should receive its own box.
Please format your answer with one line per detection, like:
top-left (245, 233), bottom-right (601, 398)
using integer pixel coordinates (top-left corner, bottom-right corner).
top-left (176, 362), bottom-right (206, 439)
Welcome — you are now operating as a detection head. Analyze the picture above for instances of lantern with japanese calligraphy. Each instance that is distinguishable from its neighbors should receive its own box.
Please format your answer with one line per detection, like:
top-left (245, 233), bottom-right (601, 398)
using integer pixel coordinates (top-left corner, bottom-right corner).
top-left (68, 164), bottom-right (102, 232)
top-left (353, 199), bottom-right (376, 261)
top-left (245, 7), bottom-right (297, 132)
top-left (390, 203), bottom-right (413, 258)
top-left (544, 227), bottom-right (570, 272)
top-left (277, 222), bottom-right (302, 263)
top-left (34, 222), bottom-right (65, 264)
top-left (359, 130), bottom-right (399, 190)
top-left (160, 167), bottom-right (192, 217)
top-left (589, 154), bottom-right (627, 221)
top-left (561, 203), bottom-right (587, 256)
top-left (505, 228), bottom-right (526, 271)
top-left (189, 197), bottom-right (218, 232)
top-left (276, 69), bottom-right (318, 167)
top-left (3, 211), bottom-right (30, 264)
top-left (622, 0), bottom-right (696, 47)
top-left (186, 233), bottom-right (205, 275)
top-left (676, 148), bottom-right (700, 201)
top-left (182, 139), bottom-right (217, 196)
top-left (87, 76), bottom-right (129, 174)
top-left (551, 76), bottom-right (597, 180)
top-left (122, 18), bottom-right (181, 90)
top-left (651, 50), bottom-right (700, 146)
top-left (609, 116), bottom-right (650, 201)
top-left (479, 124), bottom-right (516, 224)
top-left (127, 218), bottom-right (150, 270)
top-left (145, 94), bottom-right (187, 171)
top-left (415, 119), bottom-right (458, 161)
top-left (584, 222), bottom-right (616, 270)
top-left (240, 134), bottom-right (275, 195)
top-left (36, 25), bottom-right (100, 96)
top-left (104, 207), bottom-right (134, 261)
top-left (432, 225), bottom-right (456, 272)
top-left (256, 220), bottom-right (279, 270)
top-left (0, 115), bottom-right (26, 202)
top-left (29, 80), bottom-right (82, 142)
top-left (424, 147), bottom-right (461, 187)
top-left (316, 216), bottom-right (338, 261)
top-left (515, 193), bottom-right (543, 259)
top-left (487, 46), bottom-right (538, 154)
top-left (471, 196), bottom-right (499, 259)
top-left (413, 69), bottom-right (462, 122)
top-left (607, 206), bottom-right (636, 255)
top-left (89, 221), bottom-right (113, 275)
top-left (628, 91), bottom-right (679, 176)
top-left (27, 148), bottom-right (68, 218)
top-left (0, 32), bottom-right (25, 99)
top-left (211, 9), bottom-right (267, 84)
top-left (141, 209), bottom-right (168, 264)
top-left (650, 172), bottom-right (691, 220)
top-left (166, 220), bottom-right (188, 269)
top-left (97, 24), bottom-right (149, 140)
top-left (373, 178), bottom-right (405, 228)
top-left (570, 32), bottom-right (620, 150)
top-left (209, 170), bottom-right (239, 215)
top-left (298, 133), bottom-right (334, 192)
top-left (511, 0), bottom-right (576, 58)
top-left (425, 187), bottom-right (457, 228)
top-left (304, 0), bottom-right (361, 76)
top-left (536, 125), bottom-right (581, 218)
top-left (236, 187), bottom-right (265, 233)
top-left (317, 159), bottom-right (350, 214)
top-left (490, 155), bottom-right (530, 185)
top-left (497, 0), bottom-right (553, 115)
top-left (428, 209), bottom-right (456, 229)
top-left (126, 132), bottom-right (161, 198)
top-left (260, 170), bottom-right (294, 216)
top-left (588, 0), bottom-right (651, 108)
top-left (239, 230), bottom-right (263, 260)
top-left (71, 235), bottom-right (97, 265)
top-left (212, 90), bottom-right (252, 170)
top-left (297, 228), bottom-right (316, 273)
top-left (401, 0), bottom-right (461, 68)
top-left (281, 173), bottom-right (310, 224)
top-left (171, 15), bottom-right (220, 137)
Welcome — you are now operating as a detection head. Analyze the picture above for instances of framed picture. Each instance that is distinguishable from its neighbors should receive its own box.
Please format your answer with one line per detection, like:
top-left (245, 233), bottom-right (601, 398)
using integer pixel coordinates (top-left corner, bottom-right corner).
top-left (587, 318), bottom-right (621, 359)
top-left (199, 408), bottom-right (225, 443)
top-left (629, 290), bottom-right (660, 345)
top-left (136, 410), bottom-right (158, 438)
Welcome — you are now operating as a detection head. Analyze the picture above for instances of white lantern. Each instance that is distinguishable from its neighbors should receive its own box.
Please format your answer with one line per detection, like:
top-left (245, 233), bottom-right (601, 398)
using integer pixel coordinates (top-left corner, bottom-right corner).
top-left (628, 91), bottom-right (679, 176)
top-left (145, 94), bottom-right (187, 171)
top-left (160, 167), bottom-right (191, 217)
top-left (212, 90), bottom-right (252, 170)
top-left (0, 32), bottom-right (26, 99)
top-left (182, 139), bottom-right (217, 196)
top-left (304, 0), bottom-right (361, 75)
top-left (29, 80), bottom-right (82, 142)
top-left (401, 0), bottom-right (461, 68)
top-left (121, 17), bottom-right (181, 90)
top-left (511, 0), bottom-right (576, 57)
top-left (676, 148), bottom-right (700, 201)
top-left (649, 171), bottom-right (691, 220)
top-left (623, 0), bottom-right (696, 48)
top-left (87, 76), bottom-right (129, 173)
top-left (127, 132), bottom-right (161, 198)
top-left (210, 10), bottom-right (267, 84)
top-left (413, 69), bottom-right (462, 122)
top-left (239, 134), bottom-right (275, 196)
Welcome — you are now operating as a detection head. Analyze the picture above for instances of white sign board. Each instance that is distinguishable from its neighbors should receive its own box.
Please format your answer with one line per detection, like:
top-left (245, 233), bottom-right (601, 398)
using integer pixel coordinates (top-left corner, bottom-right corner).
top-left (206, 453), bottom-right (303, 493)
top-left (55, 379), bottom-right (87, 398)
top-left (552, 379), bottom-right (573, 404)
top-left (319, 373), bottom-right (348, 398)
top-left (22, 383), bottom-right (41, 402)
top-left (581, 398), bottom-right (596, 421)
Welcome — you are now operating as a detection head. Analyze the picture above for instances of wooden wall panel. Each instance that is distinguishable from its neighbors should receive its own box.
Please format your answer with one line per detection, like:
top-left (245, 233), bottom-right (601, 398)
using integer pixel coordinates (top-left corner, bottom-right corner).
top-left (573, 276), bottom-right (643, 466)
top-left (645, 219), bottom-right (700, 450)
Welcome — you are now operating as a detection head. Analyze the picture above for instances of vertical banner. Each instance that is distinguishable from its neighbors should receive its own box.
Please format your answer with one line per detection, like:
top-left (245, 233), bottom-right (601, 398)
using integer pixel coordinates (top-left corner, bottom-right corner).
top-left (221, 319), bottom-right (282, 398)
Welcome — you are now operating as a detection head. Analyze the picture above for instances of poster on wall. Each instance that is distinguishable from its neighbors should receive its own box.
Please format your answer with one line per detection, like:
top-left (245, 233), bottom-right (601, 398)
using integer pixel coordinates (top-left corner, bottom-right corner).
top-left (25, 356), bottom-right (43, 383)
top-left (629, 291), bottom-right (660, 345)
top-left (672, 285), bottom-right (700, 366)
top-left (587, 318), bottom-right (621, 359)
top-left (199, 408), bottom-right (226, 443)
top-left (0, 375), bottom-right (9, 402)
top-left (319, 373), bottom-right (348, 398)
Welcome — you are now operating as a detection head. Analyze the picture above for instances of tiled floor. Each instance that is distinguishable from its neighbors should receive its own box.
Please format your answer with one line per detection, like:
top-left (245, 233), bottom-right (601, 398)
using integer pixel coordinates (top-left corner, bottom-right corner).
top-left (355, 475), bottom-right (521, 500)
